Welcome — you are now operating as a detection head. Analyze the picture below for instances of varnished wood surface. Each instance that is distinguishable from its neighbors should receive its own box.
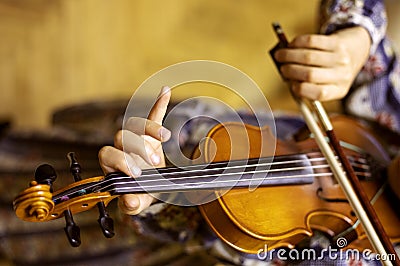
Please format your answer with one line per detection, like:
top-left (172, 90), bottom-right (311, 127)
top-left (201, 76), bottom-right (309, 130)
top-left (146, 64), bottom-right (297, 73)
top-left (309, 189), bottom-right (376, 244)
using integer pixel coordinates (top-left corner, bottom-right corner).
top-left (198, 116), bottom-right (400, 254)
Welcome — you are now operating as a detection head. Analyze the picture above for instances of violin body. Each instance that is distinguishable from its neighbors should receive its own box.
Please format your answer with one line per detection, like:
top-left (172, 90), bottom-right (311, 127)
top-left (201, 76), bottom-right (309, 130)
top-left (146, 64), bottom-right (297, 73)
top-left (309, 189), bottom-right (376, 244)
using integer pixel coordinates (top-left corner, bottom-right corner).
top-left (197, 115), bottom-right (400, 253)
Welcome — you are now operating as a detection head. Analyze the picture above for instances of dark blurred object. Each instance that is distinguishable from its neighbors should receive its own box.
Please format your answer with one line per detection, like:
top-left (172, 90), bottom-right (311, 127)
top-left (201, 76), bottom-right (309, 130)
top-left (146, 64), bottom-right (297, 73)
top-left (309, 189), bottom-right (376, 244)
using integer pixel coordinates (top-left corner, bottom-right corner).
top-left (0, 118), bottom-right (11, 139)
top-left (363, 120), bottom-right (400, 157)
top-left (0, 129), bottom-right (104, 177)
top-left (51, 99), bottom-right (128, 143)
top-left (0, 99), bottom-right (189, 266)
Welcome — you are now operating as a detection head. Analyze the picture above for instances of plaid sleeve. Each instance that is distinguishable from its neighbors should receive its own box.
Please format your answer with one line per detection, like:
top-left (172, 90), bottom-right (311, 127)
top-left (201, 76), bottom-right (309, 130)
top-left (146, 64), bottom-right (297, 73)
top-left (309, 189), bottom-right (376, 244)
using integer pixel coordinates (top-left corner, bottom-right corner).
top-left (319, 0), bottom-right (387, 54)
top-left (318, 0), bottom-right (400, 134)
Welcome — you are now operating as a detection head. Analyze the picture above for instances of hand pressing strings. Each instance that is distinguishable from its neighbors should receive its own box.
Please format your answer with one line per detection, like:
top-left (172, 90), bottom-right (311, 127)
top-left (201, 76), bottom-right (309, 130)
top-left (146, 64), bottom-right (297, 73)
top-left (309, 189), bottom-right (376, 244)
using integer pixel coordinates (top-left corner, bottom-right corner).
top-left (99, 86), bottom-right (172, 215)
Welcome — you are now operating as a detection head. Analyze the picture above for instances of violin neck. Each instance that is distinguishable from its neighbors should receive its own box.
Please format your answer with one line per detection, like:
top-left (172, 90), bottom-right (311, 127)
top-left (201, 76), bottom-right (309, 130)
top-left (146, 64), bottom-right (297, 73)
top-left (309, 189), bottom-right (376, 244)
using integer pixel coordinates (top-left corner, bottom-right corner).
top-left (104, 154), bottom-right (315, 194)
top-left (52, 152), bottom-right (373, 203)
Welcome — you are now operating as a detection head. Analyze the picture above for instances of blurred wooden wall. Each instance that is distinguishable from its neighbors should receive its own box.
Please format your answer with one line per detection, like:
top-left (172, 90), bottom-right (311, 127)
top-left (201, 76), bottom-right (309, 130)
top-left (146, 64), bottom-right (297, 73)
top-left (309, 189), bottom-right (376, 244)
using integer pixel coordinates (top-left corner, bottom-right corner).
top-left (0, 0), bottom-right (398, 128)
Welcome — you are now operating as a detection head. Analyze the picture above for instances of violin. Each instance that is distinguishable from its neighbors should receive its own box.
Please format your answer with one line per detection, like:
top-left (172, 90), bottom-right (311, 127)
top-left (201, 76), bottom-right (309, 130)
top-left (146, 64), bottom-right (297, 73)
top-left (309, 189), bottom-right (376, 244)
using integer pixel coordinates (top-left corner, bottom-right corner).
top-left (13, 115), bottom-right (400, 254)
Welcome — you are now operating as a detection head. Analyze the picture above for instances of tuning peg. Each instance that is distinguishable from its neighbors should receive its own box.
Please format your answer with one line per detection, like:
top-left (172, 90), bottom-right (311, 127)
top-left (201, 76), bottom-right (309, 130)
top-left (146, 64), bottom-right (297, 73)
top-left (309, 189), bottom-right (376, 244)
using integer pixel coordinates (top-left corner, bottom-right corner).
top-left (67, 152), bottom-right (82, 182)
top-left (34, 164), bottom-right (57, 192)
top-left (63, 209), bottom-right (81, 247)
top-left (97, 202), bottom-right (115, 238)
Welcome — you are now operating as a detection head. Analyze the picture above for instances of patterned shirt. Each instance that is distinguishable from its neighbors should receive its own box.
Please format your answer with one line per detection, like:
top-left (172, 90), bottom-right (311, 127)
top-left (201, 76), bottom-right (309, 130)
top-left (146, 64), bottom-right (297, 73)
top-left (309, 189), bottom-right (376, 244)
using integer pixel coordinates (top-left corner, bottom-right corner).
top-left (320, 0), bottom-right (400, 133)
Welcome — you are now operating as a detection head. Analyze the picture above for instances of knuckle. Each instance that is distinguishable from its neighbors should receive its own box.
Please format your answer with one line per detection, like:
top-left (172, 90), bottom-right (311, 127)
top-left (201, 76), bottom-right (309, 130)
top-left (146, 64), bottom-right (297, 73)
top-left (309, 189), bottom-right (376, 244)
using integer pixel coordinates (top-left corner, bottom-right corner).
top-left (297, 82), bottom-right (308, 93)
top-left (99, 145), bottom-right (112, 158)
top-left (303, 69), bottom-right (316, 82)
top-left (98, 146), bottom-right (116, 167)
top-left (114, 130), bottom-right (123, 146)
top-left (145, 120), bottom-right (158, 134)
top-left (126, 116), bottom-right (138, 126)
top-left (317, 87), bottom-right (328, 101)
top-left (304, 35), bottom-right (317, 46)
top-left (115, 160), bottom-right (128, 173)
top-left (277, 51), bottom-right (287, 62)
top-left (279, 65), bottom-right (290, 77)
top-left (336, 41), bottom-right (346, 51)
top-left (124, 117), bottom-right (134, 129)
top-left (144, 138), bottom-right (156, 154)
top-left (337, 54), bottom-right (349, 65)
top-left (291, 82), bottom-right (301, 94)
top-left (336, 51), bottom-right (350, 65)
top-left (118, 198), bottom-right (140, 215)
top-left (342, 70), bottom-right (353, 81)
top-left (303, 52), bottom-right (314, 64)
top-left (125, 116), bottom-right (145, 133)
top-left (274, 50), bottom-right (284, 61)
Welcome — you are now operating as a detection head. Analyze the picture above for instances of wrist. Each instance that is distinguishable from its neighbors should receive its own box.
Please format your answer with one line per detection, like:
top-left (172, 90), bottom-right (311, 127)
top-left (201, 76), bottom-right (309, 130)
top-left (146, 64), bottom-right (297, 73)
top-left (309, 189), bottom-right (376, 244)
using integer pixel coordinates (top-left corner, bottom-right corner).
top-left (334, 26), bottom-right (371, 75)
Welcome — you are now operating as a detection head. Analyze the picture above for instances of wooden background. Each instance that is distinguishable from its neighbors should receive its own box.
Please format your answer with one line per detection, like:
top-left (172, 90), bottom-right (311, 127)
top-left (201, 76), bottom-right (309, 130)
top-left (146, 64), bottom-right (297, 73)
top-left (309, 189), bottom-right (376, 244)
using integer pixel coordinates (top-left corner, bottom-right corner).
top-left (0, 0), bottom-right (399, 128)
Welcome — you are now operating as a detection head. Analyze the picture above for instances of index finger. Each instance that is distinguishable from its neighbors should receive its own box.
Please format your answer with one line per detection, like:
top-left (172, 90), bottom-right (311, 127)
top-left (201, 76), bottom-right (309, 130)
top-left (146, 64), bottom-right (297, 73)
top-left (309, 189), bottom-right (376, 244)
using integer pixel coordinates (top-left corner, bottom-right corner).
top-left (148, 86), bottom-right (171, 124)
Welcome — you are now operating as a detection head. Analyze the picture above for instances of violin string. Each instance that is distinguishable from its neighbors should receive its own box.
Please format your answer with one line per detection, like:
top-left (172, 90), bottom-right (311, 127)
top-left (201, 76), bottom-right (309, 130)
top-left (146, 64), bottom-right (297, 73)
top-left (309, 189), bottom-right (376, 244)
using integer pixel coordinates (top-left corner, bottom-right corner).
top-left (138, 153), bottom-right (369, 178)
top-left (103, 168), bottom-right (372, 193)
top-left (129, 155), bottom-right (370, 181)
top-left (56, 163), bottom-right (371, 199)
top-left (112, 172), bottom-right (335, 192)
top-left (134, 154), bottom-right (369, 178)
top-left (108, 163), bottom-right (370, 190)
top-left (55, 153), bottom-right (372, 198)
top-left (138, 157), bottom-right (325, 179)
top-left (106, 163), bottom-right (328, 186)
top-left (114, 163), bottom-right (361, 186)
top-left (104, 155), bottom-right (371, 189)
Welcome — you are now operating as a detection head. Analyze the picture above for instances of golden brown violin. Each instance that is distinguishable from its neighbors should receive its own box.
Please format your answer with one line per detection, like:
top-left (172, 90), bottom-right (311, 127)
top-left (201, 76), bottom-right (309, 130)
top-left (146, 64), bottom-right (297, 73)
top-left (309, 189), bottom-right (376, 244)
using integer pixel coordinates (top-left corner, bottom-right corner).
top-left (13, 115), bottom-right (400, 253)
top-left (198, 115), bottom-right (400, 254)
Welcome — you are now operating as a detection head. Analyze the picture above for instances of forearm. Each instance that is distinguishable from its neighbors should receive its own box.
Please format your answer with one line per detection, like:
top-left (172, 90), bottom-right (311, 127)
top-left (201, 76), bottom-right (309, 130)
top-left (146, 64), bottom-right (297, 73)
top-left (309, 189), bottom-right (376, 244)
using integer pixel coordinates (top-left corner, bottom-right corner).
top-left (319, 0), bottom-right (387, 55)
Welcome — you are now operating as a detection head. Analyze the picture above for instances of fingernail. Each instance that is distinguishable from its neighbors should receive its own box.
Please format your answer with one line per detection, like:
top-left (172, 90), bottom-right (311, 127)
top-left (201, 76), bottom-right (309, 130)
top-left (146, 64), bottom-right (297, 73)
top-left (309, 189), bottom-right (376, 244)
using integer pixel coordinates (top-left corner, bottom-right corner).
top-left (127, 156), bottom-right (142, 176)
top-left (151, 154), bottom-right (160, 165)
top-left (161, 86), bottom-right (170, 94)
top-left (131, 165), bottom-right (142, 177)
top-left (159, 127), bottom-right (171, 141)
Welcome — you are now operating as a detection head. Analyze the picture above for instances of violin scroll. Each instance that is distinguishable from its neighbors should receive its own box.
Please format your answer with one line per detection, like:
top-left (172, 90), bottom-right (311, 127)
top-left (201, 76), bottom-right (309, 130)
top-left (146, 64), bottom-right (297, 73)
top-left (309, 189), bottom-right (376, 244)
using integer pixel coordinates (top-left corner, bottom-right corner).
top-left (13, 180), bottom-right (54, 222)
top-left (14, 163), bottom-right (58, 222)
top-left (13, 154), bottom-right (118, 247)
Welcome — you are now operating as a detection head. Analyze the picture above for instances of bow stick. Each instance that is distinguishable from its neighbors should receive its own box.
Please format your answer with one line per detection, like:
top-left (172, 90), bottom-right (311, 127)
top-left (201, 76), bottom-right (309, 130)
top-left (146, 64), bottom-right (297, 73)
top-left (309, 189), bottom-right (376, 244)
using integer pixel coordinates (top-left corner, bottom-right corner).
top-left (271, 23), bottom-right (399, 266)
